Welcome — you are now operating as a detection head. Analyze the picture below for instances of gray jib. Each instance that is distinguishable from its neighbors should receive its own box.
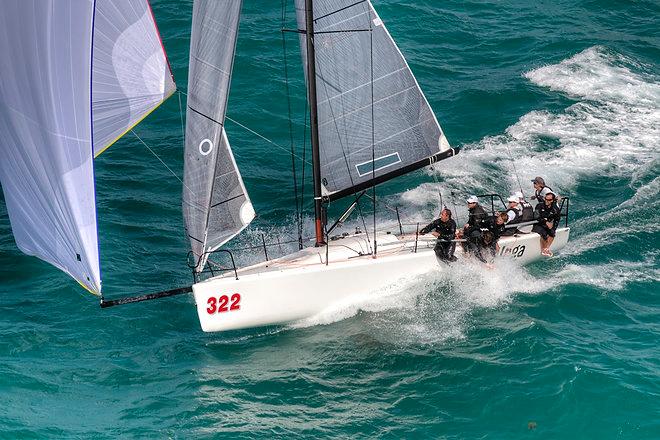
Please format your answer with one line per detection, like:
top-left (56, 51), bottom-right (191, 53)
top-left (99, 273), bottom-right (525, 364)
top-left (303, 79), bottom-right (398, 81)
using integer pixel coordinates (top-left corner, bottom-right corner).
top-left (295, 0), bottom-right (449, 197)
top-left (182, 0), bottom-right (254, 269)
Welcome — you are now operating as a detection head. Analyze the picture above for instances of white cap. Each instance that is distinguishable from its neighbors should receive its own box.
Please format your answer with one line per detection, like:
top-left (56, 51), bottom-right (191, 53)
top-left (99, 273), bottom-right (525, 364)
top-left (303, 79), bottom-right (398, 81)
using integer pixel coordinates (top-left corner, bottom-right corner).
top-left (466, 195), bottom-right (478, 204)
top-left (507, 195), bottom-right (519, 203)
top-left (515, 191), bottom-right (524, 200)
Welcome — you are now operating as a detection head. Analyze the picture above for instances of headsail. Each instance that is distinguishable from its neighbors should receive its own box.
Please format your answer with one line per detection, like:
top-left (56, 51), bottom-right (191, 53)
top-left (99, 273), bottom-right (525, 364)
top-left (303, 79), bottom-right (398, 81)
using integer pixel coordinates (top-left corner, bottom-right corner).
top-left (183, 0), bottom-right (255, 269)
top-left (92, 0), bottom-right (176, 156)
top-left (0, 1), bottom-right (100, 293)
top-left (0, 0), bottom-right (175, 294)
top-left (295, 0), bottom-right (453, 201)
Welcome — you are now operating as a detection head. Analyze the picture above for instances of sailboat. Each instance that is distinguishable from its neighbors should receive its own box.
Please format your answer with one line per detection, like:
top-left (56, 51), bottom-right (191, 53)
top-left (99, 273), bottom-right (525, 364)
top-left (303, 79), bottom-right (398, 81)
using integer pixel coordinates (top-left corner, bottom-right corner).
top-left (0, 0), bottom-right (570, 333)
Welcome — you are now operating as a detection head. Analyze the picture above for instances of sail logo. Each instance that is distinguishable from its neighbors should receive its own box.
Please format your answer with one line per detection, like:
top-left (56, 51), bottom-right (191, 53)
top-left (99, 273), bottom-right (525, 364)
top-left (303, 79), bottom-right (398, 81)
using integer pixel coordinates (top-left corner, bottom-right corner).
top-left (199, 138), bottom-right (213, 156)
top-left (356, 152), bottom-right (401, 177)
top-left (207, 293), bottom-right (241, 314)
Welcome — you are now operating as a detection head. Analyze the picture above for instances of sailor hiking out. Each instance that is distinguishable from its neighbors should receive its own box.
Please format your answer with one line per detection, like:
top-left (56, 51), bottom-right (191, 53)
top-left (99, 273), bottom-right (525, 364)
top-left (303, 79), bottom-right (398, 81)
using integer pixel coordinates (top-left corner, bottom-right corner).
top-left (482, 212), bottom-right (508, 242)
top-left (420, 208), bottom-right (457, 262)
top-left (476, 231), bottom-right (497, 265)
top-left (532, 191), bottom-right (561, 256)
top-left (531, 176), bottom-right (554, 204)
top-left (461, 195), bottom-right (488, 254)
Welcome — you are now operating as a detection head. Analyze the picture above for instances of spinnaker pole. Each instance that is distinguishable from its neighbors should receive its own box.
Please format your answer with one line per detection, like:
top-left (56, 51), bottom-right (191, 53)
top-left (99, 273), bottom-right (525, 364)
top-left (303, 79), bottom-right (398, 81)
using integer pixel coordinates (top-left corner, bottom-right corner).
top-left (304, 0), bottom-right (326, 246)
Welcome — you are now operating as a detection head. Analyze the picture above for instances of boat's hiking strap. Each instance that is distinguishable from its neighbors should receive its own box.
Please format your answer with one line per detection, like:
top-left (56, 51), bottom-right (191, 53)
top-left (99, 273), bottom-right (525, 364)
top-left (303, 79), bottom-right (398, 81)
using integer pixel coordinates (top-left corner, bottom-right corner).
top-left (100, 286), bottom-right (193, 308)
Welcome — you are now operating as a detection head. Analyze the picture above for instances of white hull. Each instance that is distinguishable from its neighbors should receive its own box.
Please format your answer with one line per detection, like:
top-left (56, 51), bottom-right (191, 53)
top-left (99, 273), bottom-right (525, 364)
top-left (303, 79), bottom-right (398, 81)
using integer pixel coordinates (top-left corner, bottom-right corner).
top-left (193, 228), bottom-right (570, 332)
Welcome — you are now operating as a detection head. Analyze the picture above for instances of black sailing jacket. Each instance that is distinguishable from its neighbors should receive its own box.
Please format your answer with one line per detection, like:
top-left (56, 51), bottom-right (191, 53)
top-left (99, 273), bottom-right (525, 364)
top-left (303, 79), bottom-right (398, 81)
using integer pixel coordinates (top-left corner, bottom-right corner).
top-left (421, 218), bottom-right (457, 241)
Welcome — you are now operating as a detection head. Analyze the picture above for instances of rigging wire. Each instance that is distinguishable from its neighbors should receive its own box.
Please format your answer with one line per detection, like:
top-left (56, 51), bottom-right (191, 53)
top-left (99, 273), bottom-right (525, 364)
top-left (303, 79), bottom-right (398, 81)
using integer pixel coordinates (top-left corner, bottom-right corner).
top-left (299, 100), bottom-right (309, 236)
top-left (177, 91), bottom-right (185, 151)
top-left (502, 141), bottom-right (525, 196)
top-left (281, 0), bottom-right (303, 250)
top-left (313, 6), bottom-right (372, 252)
top-left (450, 190), bottom-right (461, 225)
top-left (430, 164), bottom-right (445, 209)
top-left (178, 90), bottom-right (311, 166)
top-left (369, 8), bottom-right (376, 256)
top-left (130, 129), bottom-right (194, 196)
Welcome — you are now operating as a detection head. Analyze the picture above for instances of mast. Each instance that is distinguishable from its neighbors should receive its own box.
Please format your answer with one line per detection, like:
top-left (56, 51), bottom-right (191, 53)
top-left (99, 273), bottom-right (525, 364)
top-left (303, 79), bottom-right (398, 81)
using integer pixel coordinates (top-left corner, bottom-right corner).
top-left (304, 0), bottom-right (326, 246)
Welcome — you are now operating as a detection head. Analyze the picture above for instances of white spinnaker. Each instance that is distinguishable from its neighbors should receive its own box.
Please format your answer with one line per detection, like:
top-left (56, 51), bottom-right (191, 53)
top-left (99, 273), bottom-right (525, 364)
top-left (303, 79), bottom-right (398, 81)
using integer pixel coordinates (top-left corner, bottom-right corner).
top-left (92, 0), bottom-right (176, 156)
top-left (0, 1), bottom-right (101, 293)
top-left (183, 0), bottom-right (255, 270)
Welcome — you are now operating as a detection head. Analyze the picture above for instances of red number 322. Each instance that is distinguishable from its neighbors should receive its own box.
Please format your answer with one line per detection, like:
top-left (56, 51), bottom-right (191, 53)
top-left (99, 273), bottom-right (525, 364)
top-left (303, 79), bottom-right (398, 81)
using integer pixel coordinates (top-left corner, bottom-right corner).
top-left (207, 293), bottom-right (241, 314)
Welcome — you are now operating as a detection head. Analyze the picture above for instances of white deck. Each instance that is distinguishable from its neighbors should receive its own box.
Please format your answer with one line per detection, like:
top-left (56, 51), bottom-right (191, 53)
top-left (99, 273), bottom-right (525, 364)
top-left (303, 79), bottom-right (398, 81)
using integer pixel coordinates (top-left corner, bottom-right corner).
top-left (193, 228), bottom-right (570, 332)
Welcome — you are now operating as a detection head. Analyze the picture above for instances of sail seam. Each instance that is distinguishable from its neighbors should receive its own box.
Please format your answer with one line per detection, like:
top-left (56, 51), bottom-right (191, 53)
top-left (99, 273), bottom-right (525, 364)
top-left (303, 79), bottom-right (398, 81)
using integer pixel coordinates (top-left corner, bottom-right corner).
top-left (318, 85), bottom-right (416, 127)
top-left (316, 67), bottom-right (406, 106)
top-left (191, 56), bottom-right (231, 76)
top-left (317, 10), bottom-right (367, 29)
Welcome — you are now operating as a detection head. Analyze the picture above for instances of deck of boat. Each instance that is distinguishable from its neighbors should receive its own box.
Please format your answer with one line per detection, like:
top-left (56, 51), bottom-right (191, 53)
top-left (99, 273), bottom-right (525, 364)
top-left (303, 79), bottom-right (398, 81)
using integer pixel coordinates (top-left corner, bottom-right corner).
top-left (201, 227), bottom-right (569, 282)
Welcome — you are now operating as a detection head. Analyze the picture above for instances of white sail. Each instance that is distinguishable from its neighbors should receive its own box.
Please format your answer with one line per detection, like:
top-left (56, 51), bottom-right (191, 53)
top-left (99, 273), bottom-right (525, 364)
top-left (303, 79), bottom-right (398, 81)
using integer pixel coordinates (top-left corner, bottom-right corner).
top-left (0, 0), bottom-right (175, 294)
top-left (183, 0), bottom-right (255, 269)
top-left (295, 0), bottom-right (452, 200)
top-left (92, 0), bottom-right (176, 156)
top-left (0, 1), bottom-right (100, 293)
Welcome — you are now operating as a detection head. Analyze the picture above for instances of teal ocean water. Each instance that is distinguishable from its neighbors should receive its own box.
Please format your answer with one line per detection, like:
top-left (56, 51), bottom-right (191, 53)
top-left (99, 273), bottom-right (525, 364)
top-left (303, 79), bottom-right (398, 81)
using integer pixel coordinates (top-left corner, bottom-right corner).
top-left (1, 0), bottom-right (659, 437)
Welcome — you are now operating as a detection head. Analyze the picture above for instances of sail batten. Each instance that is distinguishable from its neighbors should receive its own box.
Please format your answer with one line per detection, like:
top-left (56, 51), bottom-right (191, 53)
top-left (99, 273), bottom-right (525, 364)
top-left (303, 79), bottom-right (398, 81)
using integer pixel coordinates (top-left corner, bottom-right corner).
top-left (296, 0), bottom-right (452, 199)
top-left (183, 0), bottom-right (254, 270)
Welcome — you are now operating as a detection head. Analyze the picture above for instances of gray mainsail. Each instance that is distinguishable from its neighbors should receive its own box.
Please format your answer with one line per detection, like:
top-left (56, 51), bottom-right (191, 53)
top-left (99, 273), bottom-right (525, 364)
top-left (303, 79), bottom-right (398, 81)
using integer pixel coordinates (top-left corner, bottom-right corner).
top-left (182, 0), bottom-right (255, 269)
top-left (295, 0), bottom-right (452, 201)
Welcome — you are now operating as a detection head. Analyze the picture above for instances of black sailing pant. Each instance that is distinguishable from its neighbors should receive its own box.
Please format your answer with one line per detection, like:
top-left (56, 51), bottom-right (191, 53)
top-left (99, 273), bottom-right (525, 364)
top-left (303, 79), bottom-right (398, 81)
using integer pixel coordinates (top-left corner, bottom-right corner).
top-left (434, 240), bottom-right (456, 261)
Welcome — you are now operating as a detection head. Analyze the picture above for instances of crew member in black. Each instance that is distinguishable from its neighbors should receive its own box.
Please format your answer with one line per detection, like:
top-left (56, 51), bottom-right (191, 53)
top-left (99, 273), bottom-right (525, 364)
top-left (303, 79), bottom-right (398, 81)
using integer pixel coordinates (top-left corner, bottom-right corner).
top-left (532, 192), bottom-right (561, 256)
top-left (462, 195), bottom-right (487, 253)
top-left (475, 231), bottom-right (497, 264)
top-left (420, 208), bottom-right (457, 262)
top-left (482, 212), bottom-right (508, 242)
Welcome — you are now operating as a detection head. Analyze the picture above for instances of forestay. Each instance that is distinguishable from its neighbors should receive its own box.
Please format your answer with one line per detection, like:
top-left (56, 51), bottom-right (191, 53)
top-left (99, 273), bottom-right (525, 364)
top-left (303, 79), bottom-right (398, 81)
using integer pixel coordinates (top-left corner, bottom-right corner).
top-left (0, 1), bottom-right (100, 293)
top-left (183, 0), bottom-right (255, 270)
top-left (92, 0), bottom-right (176, 156)
top-left (295, 0), bottom-right (452, 200)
